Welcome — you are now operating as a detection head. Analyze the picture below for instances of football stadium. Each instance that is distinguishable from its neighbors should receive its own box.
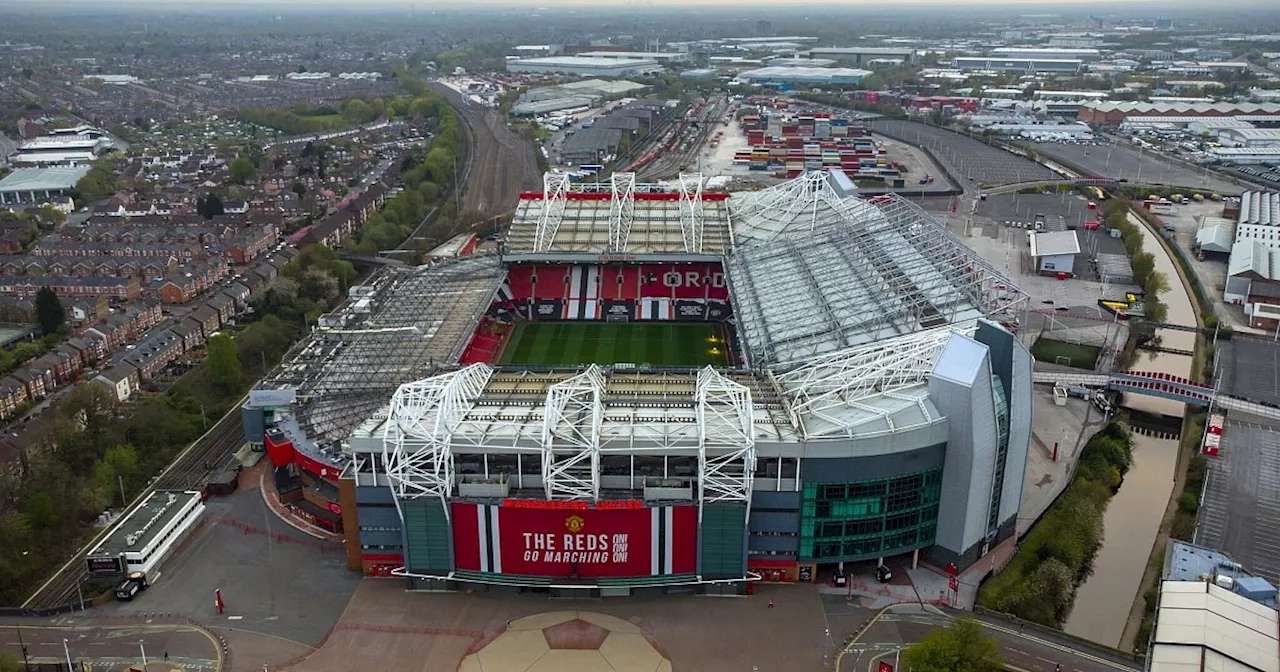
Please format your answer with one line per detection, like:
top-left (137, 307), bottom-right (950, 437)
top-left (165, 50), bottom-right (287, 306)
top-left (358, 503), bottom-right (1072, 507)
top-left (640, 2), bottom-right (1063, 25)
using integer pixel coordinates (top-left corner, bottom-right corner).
top-left (243, 170), bottom-right (1033, 596)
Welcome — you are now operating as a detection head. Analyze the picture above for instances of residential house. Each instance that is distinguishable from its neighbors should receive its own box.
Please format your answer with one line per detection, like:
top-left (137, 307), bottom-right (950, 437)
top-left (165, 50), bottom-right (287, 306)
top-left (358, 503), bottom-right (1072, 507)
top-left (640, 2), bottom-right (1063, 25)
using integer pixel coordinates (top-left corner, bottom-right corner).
top-left (120, 328), bottom-right (183, 380)
top-left (93, 364), bottom-right (140, 402)
top-left (188, 304), bottom-right (222, 341)
top-left (0, 277), bottom-right (139, 301)
top-left (208, 294), bottom-right (235, 325)
top-left (35, 350), bottom-right (77, 386)
top-left (170, 319), bottom-right (204, 353)
top-left (222, 281), bottom-right (251, 309)
top-left (65, 336), bottom-right (102, 368)
top-left (0, 376), bottom-right (29, 417)
top-left (11, 366), bottom-right (51, 400)
top-left (226, 225), bottom-right (278, 265)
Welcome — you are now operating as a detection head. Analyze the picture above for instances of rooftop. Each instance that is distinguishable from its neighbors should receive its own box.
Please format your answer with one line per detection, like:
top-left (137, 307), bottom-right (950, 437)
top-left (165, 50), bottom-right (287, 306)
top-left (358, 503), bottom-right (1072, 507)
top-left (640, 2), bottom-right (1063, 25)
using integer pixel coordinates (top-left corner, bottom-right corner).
top-left (1029, 231), bottom-right (1081, 257)
top-left (0, 166), bottom-right (92, 193)
top-left (725, 173), bottom-right (1026, 366)
top-left (253, 253), bottom-right (504, 452)
top-left (1150, 581), bottom-right (1279, 672)
top-left (504, 173), bottom-right (732, 258)
top-left (87, 490), bottom-right (202, 558)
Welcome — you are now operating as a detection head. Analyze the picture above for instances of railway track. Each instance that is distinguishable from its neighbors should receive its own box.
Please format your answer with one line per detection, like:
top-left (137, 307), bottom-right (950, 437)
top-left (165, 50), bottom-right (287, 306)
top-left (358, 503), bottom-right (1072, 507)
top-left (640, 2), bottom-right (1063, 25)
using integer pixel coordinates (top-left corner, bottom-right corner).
top-left (429, 82), bottom-right (541, 219)
top-left (22, 409), bottom-right (247, 610)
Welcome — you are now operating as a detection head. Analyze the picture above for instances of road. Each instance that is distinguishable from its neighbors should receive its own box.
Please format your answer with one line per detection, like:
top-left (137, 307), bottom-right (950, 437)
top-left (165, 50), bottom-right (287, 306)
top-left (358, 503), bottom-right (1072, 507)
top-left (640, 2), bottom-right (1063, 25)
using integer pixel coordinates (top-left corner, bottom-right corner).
top-left (0, 622), bottom-right (223, 672)
top-left (838, 605), bottom-right (1139, 672)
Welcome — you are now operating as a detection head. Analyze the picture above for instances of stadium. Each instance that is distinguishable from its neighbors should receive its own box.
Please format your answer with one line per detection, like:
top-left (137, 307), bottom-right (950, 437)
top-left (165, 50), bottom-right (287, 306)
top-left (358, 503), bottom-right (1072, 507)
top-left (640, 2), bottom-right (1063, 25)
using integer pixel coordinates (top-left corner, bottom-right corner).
top-left (243, 170), bottom-right (1033, 597)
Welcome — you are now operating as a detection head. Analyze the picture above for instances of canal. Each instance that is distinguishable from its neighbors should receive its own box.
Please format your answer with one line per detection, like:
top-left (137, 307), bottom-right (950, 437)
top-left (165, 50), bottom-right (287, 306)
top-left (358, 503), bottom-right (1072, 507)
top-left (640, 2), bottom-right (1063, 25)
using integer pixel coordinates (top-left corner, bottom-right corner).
top-left (1061, 213), bottom-right (1194, 648)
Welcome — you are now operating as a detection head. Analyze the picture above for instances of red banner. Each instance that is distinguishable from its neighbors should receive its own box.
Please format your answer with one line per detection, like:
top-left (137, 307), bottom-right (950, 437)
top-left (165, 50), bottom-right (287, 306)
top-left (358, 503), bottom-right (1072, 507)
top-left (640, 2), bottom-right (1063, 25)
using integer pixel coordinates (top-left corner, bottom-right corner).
top-left (453, 502), bottom-right (697, 578)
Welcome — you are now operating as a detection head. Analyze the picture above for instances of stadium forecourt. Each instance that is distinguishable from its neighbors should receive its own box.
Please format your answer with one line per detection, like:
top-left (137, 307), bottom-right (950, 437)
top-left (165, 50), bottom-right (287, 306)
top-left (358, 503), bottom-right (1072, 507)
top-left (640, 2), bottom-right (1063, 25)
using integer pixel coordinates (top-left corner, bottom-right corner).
top-left (243, 170), bottom-right (1033, 597)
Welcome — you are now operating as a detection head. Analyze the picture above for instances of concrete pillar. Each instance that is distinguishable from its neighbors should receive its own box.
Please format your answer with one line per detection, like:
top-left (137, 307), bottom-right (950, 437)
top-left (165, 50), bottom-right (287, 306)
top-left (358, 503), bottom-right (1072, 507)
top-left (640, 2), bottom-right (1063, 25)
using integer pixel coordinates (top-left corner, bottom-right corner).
top-left (877, 556), bottom-right (884, 567)
top-left (912, 549), bottom-right (919, 570)
top-left (837, 561), bottom-right (844, 573)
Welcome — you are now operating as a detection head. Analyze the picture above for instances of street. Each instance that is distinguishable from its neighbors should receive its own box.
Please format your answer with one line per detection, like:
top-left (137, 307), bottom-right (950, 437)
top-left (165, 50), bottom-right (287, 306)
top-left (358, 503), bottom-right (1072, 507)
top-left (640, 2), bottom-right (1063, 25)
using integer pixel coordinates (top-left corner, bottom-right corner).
top-left (0, 622), bottom-right (223, 672)
top-left (837, 605), bottom-right (1140, 672)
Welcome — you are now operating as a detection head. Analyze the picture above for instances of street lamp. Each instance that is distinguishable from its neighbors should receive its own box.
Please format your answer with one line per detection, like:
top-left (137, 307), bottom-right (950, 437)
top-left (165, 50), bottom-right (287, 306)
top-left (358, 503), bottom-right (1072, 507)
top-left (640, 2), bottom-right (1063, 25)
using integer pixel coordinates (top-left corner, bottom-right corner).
top-left (62, 638), bottom-right (74, 672)
top-left (140, 640), bottom-right (148, 667)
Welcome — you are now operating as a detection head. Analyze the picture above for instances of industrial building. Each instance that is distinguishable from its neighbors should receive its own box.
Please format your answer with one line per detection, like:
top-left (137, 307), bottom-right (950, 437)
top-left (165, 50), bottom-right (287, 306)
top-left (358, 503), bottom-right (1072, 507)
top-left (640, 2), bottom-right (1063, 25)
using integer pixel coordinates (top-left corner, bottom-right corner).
top-left (244, 171), bottom-right (1033, 594)
top-left (1078, 102), bottom-right (1280, 126)
top-left (575, 51), bottom-right (690, 64)
top-left (506, 57), bottom-right (661, 78)
top-left (1222, 192), bottom-right (1280, 327)
top-left (1029, 231), bottom-right (1081, 276)
top-left (0, 166), bottom-right (91, 206)
top-left (84, 490), bottom-right (205, 579)
top-left (1218, 128), bottom-right (1280, 148)
top-left (1146, 541), bottom-right (1278, 672)
top-left (990, 47), bottom-right (1101, 62)
top-left (511, 79), bottom-right (647, 117)
top-left (737, 66), bottom-right (872, 86)
top-left (951, 57), bottom-right (1083, 74)
top-left (8, 128), bottom-right (111, 167)
top-left (801, 47), bottom-right (917, 65)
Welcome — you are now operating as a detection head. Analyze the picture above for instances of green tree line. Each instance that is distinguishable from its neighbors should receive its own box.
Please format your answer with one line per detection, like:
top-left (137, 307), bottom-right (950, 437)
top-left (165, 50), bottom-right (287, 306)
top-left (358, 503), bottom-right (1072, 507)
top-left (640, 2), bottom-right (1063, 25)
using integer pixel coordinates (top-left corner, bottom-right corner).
top-left (71, 159), bottom-right (123, 204)
top-left (0, 245), bottom-right (354, 606)
top-left (978, 422), bottom-right (1134, 627)
top-left (347, 73), bottom-right (465, 253)
top-left (1101, 200), bottom-right (1170, 324)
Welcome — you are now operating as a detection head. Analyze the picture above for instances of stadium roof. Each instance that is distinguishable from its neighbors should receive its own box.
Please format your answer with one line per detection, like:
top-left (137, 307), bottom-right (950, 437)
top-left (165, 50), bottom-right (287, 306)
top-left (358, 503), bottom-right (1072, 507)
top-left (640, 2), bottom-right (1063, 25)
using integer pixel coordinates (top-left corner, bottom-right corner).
top-left (254, 254), bottom-right (504, 451)
top-left (504, 173), bottom-right (731, 259)
top-left (0, 165), bottom-right (91, 193)
top-left (725, 172), bottom-right (1027, 366)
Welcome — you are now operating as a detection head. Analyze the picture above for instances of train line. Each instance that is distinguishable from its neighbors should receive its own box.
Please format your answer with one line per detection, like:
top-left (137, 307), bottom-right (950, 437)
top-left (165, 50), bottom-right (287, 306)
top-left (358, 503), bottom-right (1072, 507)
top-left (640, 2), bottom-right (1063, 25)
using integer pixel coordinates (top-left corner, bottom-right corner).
top-left (631, 96), bottom-right (728, 181)
top-left (22, 408), bottom-right (247, 610)
top-left (429, 82), bottom-right (541, 218)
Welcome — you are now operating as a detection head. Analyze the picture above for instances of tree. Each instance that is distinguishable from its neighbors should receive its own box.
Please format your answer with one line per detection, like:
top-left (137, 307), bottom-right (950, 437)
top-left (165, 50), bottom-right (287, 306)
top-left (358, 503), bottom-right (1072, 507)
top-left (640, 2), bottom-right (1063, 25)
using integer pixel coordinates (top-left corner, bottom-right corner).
top-left (206, 333), bottom-right (242, 392)
top-left (197, 193), bottom-right (224, 219)
top-left (291, 181), bottom-right (307, 196)
top-left (34, 286), bottom-right (65, 335)
top-left (0, 650), bottom-right (22, 672)
top-left (229, 156), bottom-right (257, 184)
top-left (902, 619), bottom-right (1004, 672)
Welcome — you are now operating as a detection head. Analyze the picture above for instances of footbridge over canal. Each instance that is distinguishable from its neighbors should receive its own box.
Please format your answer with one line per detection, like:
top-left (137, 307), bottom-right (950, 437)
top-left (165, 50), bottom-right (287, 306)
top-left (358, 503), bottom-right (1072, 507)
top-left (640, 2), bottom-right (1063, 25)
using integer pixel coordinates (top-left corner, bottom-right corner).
top-left (1032, 369), bottom-right (1280, 420)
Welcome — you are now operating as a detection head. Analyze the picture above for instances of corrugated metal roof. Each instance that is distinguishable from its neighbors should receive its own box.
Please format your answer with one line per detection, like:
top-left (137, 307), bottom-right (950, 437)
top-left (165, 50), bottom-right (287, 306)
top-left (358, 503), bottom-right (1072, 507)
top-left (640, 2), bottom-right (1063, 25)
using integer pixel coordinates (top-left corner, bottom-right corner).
top-left (1240, 191), bottom-right (1280, 227)
top-left (0, 165), bottom-right (92, 193)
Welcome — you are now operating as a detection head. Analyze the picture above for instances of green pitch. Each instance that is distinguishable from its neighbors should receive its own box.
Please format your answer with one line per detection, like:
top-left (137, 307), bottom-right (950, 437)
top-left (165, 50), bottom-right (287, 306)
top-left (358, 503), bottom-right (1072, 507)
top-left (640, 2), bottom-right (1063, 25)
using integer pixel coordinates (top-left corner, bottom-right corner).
top-left (499, 322), bottom-right (731, 368)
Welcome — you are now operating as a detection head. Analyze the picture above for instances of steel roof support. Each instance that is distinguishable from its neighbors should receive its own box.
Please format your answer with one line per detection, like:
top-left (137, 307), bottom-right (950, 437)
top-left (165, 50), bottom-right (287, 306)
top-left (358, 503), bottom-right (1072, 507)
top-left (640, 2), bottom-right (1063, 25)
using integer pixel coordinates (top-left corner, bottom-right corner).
top-left (679, 173), bottom-right (704, 253)
top-left (541, 365), bottom-right (606, 500)
top-left (382, 363), bottom-right (493, 517)
top-left (534, 171), bottom-right (570, 253)
top-left (773, 326), bottom-right (963, 438)
top-left (696, 367), bottom-right (756, 521)
top-left (609, 172), bottom-right (636, 253)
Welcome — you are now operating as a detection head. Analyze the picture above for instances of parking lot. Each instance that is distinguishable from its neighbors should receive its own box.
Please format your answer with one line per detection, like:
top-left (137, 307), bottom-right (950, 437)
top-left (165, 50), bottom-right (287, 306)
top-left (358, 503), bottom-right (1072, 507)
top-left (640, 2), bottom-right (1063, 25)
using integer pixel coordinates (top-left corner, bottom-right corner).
top-left (867, 119), bottom-right (1059, 186)
top-left (1196, 420), bottom-right (1280, 586)
top-left (1033, 142), bottom-right (1245, 196)
top-left (1217, 337), bottom-right (1280, 406)
top-left (104, 475), bottom-right (361, 648)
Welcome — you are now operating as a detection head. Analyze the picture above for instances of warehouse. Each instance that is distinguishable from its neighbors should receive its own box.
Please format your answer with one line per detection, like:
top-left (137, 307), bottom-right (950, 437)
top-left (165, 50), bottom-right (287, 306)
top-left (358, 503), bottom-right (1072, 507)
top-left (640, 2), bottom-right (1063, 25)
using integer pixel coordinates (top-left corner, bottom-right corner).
top-left (575, 51), bottom-right (690, 64)
top-left (1218, 128), bottom-right (1280, 148)
top-left (952, 57), bottom-right (1082, 73)
top-left (990, 47), bottom-right (1101, 62)
top-left (737, 66), bottom-right (872, 86)
top-left (506, 57), bottom-right (661, 77)
top-left (1208, 147), bottom-right (1280, 165)
top-left (802, 47), bottom-right (917, 65)
top-left (0, 166), bottom-right (91, 206)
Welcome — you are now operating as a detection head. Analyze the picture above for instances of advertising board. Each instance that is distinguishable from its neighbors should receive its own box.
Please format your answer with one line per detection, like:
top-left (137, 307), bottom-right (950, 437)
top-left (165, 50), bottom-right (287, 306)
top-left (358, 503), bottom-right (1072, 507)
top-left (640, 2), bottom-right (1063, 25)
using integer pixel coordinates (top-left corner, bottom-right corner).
top-left (452, 502), bottom-right (697, 578)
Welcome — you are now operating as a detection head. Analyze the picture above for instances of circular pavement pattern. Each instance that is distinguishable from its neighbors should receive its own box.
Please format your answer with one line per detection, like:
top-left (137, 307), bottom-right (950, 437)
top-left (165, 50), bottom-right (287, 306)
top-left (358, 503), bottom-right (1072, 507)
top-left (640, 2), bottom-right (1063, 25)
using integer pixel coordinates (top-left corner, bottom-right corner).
top-left (459, 610), bottom-right (671, 672)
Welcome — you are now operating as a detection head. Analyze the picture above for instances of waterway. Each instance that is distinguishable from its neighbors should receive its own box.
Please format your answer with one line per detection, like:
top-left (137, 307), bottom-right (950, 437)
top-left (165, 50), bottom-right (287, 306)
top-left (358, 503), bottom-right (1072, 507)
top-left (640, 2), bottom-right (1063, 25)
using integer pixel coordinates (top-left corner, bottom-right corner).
top-left (1061, 213), bottom-right (1194, 648)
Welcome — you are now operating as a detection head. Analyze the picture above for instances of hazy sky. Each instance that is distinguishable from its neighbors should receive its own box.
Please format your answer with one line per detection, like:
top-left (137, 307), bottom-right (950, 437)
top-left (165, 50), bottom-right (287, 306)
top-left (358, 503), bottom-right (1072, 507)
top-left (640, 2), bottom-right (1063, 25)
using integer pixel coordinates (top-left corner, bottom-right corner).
top-left (0, 0), bottom-right (1217, 6)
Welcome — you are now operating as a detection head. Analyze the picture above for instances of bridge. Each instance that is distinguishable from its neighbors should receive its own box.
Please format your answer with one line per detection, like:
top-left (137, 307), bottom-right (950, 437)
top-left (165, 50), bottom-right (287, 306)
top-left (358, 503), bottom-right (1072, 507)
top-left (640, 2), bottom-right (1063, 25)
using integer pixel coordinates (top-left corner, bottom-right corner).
top-left (1033, 369), bottom-right (1280, 420)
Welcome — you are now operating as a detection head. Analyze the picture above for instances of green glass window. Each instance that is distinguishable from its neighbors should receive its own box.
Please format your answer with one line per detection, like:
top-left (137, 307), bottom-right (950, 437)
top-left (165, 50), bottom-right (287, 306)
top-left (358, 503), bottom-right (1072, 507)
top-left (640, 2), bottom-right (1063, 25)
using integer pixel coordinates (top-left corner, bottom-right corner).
top-left (798, 468), bottom-right (942, 563)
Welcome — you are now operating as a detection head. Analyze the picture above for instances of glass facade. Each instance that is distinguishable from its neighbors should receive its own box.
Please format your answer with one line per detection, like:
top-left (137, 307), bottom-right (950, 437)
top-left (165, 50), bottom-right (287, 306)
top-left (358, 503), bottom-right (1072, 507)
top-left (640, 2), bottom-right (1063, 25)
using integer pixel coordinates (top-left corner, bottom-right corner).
top-left (799, 469), bottom-right (943, 562)
top-left (987, 375), bottom-right (1011, 533)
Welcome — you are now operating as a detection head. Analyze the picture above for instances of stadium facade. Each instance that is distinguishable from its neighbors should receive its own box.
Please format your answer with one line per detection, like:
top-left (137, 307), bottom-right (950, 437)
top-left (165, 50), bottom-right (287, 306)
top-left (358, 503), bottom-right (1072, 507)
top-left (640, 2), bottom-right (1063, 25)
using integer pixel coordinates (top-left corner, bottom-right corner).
top-left (244, 171), bottom-right (1032, 596)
